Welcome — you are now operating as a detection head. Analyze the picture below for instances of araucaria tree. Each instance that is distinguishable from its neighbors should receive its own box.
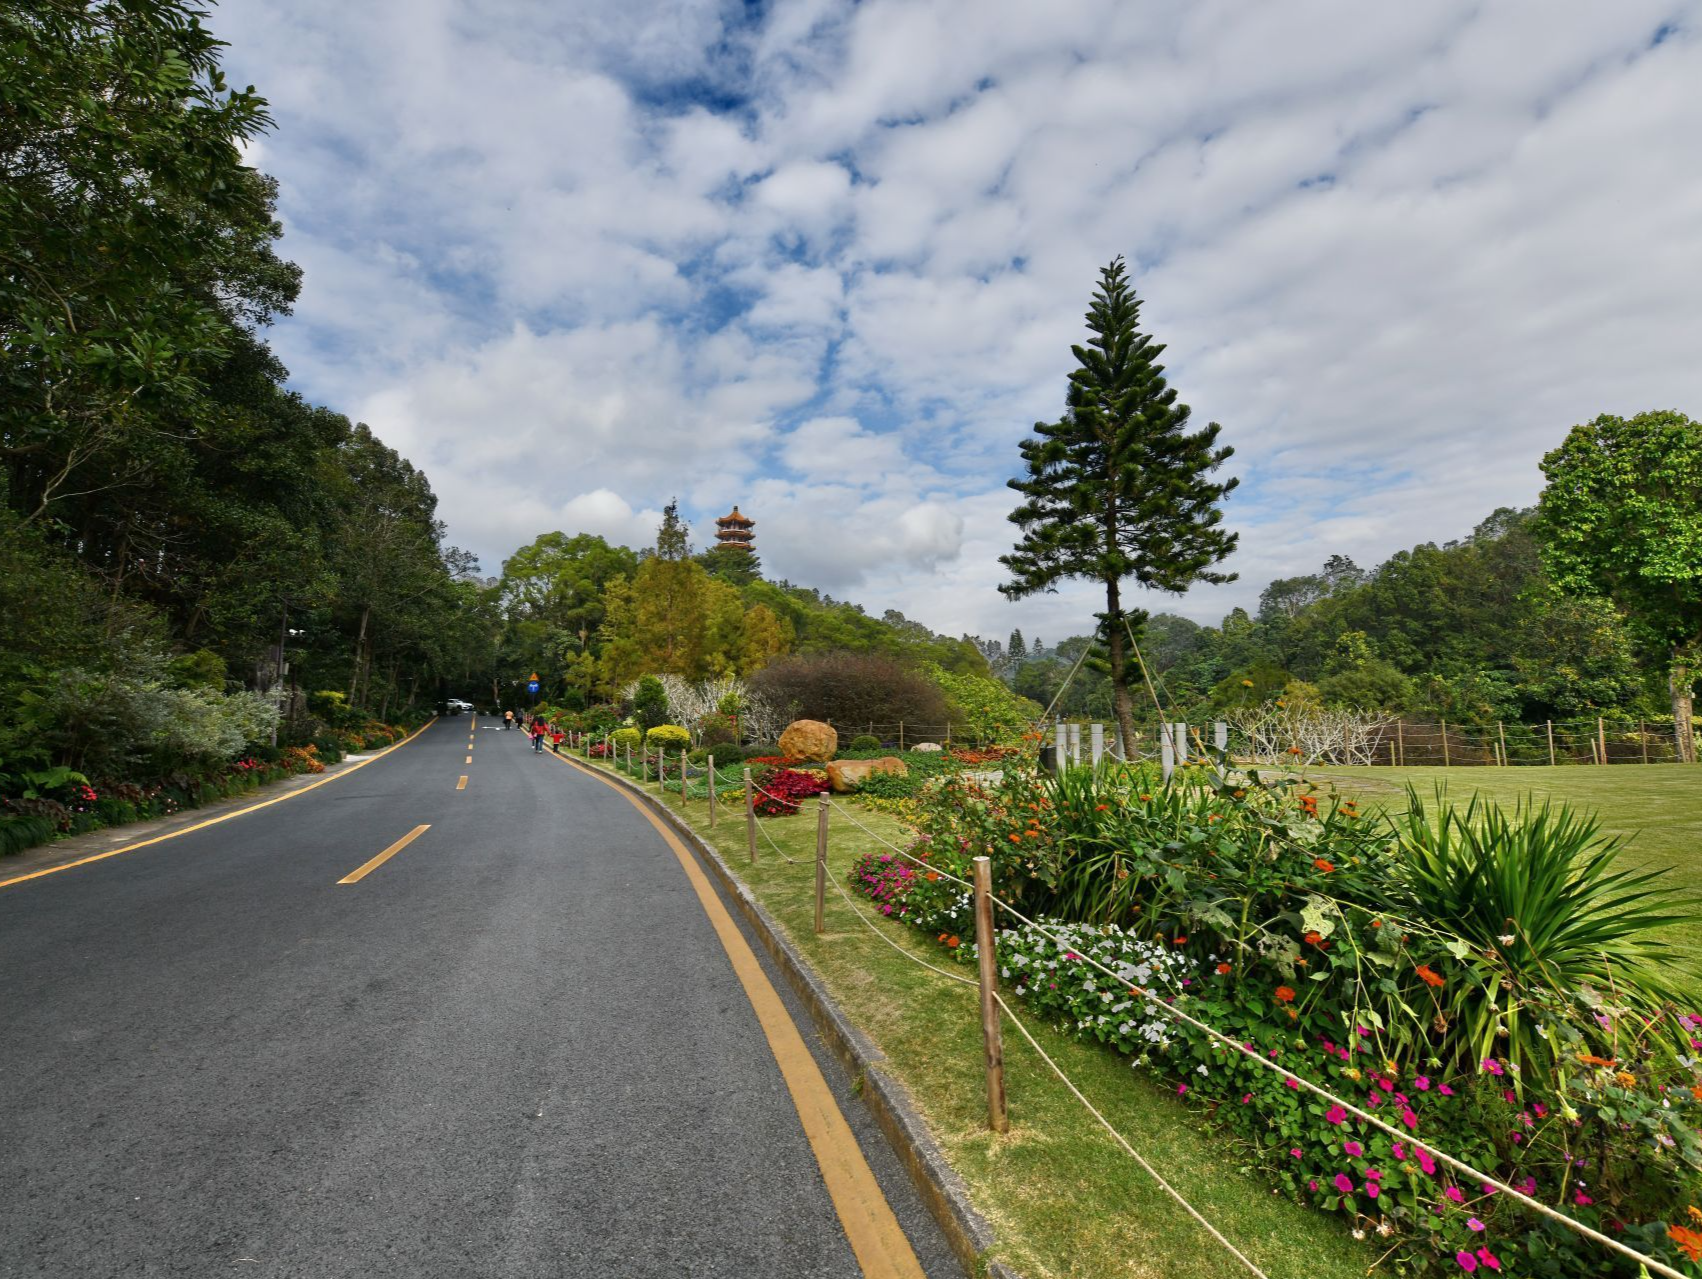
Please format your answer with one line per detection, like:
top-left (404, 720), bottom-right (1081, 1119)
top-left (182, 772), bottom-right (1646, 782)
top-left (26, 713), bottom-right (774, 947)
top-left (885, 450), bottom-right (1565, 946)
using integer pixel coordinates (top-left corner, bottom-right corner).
top-left (1536, 410), bottom-right (1702, 762)
top-left (1001, 258), bottom-right (1238, 753)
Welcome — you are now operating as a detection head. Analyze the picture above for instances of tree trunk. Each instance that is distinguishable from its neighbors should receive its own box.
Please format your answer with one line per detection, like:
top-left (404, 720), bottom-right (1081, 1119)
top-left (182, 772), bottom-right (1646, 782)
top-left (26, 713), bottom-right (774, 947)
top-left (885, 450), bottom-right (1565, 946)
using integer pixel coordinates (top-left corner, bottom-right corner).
top-left (1105, 577), bottom-right (1139, 758)
top-left (1673, 653), bottom-right (1697, 764)
top-left (349, 605), bottom-right (370, 702)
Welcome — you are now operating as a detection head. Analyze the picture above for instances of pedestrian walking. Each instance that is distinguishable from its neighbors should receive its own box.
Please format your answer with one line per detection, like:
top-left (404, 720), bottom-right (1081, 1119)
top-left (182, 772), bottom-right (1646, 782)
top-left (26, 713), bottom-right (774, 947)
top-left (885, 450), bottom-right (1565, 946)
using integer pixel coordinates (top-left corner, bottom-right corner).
top-left (504, 709), bottom-right (515, 731)
top-left (530, 720), bottom-right (545, 753)
top-left (550, 726), bottom-right (563, 753)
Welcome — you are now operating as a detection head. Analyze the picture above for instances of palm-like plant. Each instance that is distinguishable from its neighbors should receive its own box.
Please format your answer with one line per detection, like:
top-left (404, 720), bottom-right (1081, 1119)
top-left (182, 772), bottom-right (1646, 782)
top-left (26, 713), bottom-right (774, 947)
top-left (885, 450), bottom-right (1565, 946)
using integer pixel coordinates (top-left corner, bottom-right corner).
top-left (1388, 788), bottom-right (1694, 1076)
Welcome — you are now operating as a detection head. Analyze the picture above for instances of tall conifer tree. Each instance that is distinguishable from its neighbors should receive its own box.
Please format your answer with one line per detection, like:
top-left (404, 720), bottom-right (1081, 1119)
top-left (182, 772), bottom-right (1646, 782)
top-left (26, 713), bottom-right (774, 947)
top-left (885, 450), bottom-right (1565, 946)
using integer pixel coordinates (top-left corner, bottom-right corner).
top-left (1001, 258), bottom-right (1239, 753)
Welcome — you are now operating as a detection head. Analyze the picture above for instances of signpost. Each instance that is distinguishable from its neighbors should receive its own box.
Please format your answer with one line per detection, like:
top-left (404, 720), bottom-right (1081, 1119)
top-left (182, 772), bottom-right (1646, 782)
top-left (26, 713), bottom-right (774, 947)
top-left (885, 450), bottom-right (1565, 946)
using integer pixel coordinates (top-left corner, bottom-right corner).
top-left (527, 672), bottom-right (540, 703)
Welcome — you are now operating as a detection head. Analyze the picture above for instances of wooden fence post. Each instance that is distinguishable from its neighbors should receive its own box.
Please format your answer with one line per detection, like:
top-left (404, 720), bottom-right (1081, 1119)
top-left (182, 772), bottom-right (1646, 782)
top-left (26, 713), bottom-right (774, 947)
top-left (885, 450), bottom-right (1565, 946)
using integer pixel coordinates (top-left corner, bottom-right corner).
top-left (1440, 719), bottom-right (1450, 768)
top-left (708, 755), bottom-right (717, 826)
top-left (814, 795), bottom-right (829, 935)
top-left (1546, 720), bottom-right (1556, 767)
top-left (744, 768), bottom-right (758, 864)
top-left (626, 740), bottom-right (632, 776)
top-left (1640, 720), bottom-right (1649, 764)
top-left (1598, 716), bottom-right (1608, 766)
top-left (1497, 721), bottom-right (1509, 768)
top-left (898, 720), bottom-right (905, 751)
top-left (972, 857), bottom-right (1008, 1134)
top-left (1396, 718), bottom-right (1405, 767)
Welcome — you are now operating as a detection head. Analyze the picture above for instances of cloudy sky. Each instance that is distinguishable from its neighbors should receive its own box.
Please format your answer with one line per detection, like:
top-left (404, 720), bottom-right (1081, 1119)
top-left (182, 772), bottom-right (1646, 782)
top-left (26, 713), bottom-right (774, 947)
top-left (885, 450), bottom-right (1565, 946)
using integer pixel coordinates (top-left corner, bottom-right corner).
top-left (217, 0), bottom-right (1702, 645)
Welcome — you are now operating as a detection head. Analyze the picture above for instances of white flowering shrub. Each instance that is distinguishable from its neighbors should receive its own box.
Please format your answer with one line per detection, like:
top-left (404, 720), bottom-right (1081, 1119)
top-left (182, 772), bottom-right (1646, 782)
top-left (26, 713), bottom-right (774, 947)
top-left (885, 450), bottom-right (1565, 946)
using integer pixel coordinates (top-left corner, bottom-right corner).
top-left (991, 918), bottom-right (1198, 1064)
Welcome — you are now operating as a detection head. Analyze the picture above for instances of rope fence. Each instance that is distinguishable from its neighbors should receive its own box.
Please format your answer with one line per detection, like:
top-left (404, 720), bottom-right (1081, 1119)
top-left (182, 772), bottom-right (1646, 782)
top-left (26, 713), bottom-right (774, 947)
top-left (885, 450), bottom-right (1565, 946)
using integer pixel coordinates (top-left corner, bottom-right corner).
top-left (570, 734), bottom-right (1690, 1279)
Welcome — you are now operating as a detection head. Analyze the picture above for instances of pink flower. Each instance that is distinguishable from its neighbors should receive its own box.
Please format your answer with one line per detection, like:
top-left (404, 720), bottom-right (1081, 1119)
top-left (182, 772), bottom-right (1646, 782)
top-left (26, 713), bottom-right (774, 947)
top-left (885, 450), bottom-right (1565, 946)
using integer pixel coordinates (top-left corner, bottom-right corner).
top-left (1574, 1191), bottom-right (1593, 1206)
top-left (1344, 1141), bottom-right (1364, 1156)
top-left (1467, 1217), bottom-right (1485, 1232)
top-left (1393, 1142), bottom-right (1407, 1159)
top-left (1308, 1179), bottom-right (1319, 1191)
top-left (1285, 1076), bottom-right (1299, 1089)
top-left (1439, 1084), bottom-right (1456, 1096)
top-left (1400, 1107), bottom-right (1420, 1131)
top-left (1289, 1148), bottom-right (1302, 1158)
top-left (1365, 1182), bottom-right (1380, 1199)
top-left (1334, 1173), bottom-right (1354, 1194)
top-left (1177, 1083), bottom-right (1187, 1096)
top-left (1515, 1177), bottom-right (1536, 1195)
top-left (1415, 1076), bottom-right (1431, 1091)
top-left (1445, 1186), bottom-right (1465, 1203)
top-left (1417, 1148), bottom-right (1437, 1175)
top-left (1242, 1094), bottom-right (1253, 1104)
top-left (1476, 1248), bottom-right (1501, 1271)
top-left (1456, 1252), bottom-right (1478, 1272)
top-left (1481, 1058), bottom-right (1504, 1076)
top-left (1325, 1105), bottom-right (1348, 1125)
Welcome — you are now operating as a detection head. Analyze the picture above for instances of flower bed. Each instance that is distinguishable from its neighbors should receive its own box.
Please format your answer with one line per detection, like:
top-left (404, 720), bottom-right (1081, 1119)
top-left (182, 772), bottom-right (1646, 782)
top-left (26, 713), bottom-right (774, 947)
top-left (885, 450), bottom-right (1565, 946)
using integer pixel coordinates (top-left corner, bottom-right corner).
top-left (846, 762), bottom-right (1702, 1276)
top-left (752, 766), bottom-right (828, 816)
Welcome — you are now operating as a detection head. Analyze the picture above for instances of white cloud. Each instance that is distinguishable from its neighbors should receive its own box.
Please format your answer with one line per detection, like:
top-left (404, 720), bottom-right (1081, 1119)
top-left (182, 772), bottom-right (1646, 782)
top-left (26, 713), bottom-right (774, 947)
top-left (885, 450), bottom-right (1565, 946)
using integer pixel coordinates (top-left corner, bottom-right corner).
top-left (216, 0), bottom-right (1702, 640)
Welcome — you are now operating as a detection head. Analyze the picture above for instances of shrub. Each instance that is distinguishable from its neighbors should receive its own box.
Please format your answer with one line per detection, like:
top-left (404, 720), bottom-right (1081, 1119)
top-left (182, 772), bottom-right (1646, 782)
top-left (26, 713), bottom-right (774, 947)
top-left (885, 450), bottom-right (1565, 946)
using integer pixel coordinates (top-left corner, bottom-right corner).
top-left (609, 726), bottom-right (642, 751)
top-left (751, 767), bottom-right (827, 816)
top-left (749, 651), bottom-right (948, 730)
top-left (925, 664), bottom-right (1041, 743)
top-left (849, 734), bottom-right (881, 751)
top-left (855, 771), bottom-right (918, 799)
top-left (0, 813), bottom-right (56, 856)
top-left (631, 676), bottom-right (669, 729)
top-left (1389, 788), bottom-right (1692, 1075)
top-left (645, 724), bottom-right (691, 751)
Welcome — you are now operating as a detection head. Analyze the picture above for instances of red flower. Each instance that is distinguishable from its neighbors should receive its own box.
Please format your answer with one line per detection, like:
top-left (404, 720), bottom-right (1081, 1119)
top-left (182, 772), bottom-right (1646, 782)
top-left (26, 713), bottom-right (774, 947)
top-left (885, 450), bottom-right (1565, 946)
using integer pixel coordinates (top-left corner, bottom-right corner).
top-left (1275, 986), bottom-right (1296, 1003)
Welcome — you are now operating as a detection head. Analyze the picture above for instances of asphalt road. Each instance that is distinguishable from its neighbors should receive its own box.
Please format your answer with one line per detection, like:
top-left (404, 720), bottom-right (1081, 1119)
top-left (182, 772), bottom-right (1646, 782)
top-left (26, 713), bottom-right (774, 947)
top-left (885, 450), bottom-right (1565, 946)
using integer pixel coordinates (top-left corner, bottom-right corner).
top-left (0, 719), bottom-right (961, 1278)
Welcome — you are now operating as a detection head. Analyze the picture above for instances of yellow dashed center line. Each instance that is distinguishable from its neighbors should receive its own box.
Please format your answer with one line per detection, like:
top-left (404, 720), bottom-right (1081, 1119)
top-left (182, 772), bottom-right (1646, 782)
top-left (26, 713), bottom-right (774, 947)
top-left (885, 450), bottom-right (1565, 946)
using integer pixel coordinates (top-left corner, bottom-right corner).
top-left (337, 824), bottom-right (431, 885)
top-left (456, 775), bottom-right (469, 790)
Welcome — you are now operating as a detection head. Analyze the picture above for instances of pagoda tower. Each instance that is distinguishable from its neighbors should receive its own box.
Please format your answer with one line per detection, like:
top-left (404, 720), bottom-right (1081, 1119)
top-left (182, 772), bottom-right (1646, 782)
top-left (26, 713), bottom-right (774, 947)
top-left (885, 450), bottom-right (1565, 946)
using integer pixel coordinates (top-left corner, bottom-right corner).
top-left (714, 505), bottom-right (755, 552)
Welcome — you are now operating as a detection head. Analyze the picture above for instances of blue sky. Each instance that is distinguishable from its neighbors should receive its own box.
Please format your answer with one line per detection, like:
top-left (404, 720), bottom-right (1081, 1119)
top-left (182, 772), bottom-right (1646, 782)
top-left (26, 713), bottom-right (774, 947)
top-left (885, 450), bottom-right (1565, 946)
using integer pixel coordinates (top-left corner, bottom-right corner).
top-left (217, 0), bottom-right (1702, 643)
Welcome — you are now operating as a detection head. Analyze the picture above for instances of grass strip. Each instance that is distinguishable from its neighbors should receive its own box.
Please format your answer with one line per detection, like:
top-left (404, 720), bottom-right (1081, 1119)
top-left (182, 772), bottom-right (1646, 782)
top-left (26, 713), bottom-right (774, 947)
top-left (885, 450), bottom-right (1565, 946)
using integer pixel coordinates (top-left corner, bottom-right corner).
top-left (587, 758), bottom-right (1375, 1279)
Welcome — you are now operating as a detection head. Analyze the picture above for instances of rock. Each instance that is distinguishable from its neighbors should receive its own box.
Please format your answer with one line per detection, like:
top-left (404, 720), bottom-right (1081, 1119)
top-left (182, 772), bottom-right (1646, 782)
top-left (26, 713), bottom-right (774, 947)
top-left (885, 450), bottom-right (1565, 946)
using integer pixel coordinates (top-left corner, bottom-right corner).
top-left (825, 757), bottom-right (909, 794)
top-left (911, 741), bottom-right (943, 753)
top-left (779, 719), bottom-right (838, 762)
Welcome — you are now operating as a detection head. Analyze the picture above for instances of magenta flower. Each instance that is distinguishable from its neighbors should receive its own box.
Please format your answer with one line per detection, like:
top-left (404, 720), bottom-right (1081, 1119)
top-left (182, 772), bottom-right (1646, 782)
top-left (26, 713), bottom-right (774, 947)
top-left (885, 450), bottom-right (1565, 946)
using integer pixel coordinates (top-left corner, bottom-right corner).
top-left (1344, 1140), bottom-right (1363, 1156)
top-left (1445, 1186), bottom-right (1464, 1203)
top-left (1439, 1084), bottom-right (1456, 1096)
top-left (1393, 1141), bottom-right (1407, 1159)
top-left (1417, 1148), bottom-right (1437, 1175)
top-left (1400, 1107), bottom-right (1419, 1131)
top-left (1241, 1093), bottom-right (1252, 1104)
top-left (1481, 1058), bottom-right (1504, 1076)
top-left (1456, 1252), bottom-right (1478, 1272)
top-left (1285, 1076), bottom-right (1299, 1090)
top-left (1177, 1083), bottom-right (1187, 1096)
top-left (1334, 1173), bottom-right (1354, 1194)
top-left (1476, 1247), bottom-right (1501, 1271)
top-left (1467, 1217), bottom-right (1485, 1232)
top-left (1290, 1148), bottom-right (1302, 1158)
top-left (1415, 1076), bottom-right (1431, 1091)
top-left (1325, 1105), bottom-right (1348, 1125)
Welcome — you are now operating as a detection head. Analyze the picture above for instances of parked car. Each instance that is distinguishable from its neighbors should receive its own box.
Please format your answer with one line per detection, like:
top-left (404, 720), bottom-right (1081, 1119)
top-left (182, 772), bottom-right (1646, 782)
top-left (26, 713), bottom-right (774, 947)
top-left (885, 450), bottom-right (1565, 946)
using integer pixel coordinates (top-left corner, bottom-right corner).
top-left (446, 699), bottom-right (473, 714)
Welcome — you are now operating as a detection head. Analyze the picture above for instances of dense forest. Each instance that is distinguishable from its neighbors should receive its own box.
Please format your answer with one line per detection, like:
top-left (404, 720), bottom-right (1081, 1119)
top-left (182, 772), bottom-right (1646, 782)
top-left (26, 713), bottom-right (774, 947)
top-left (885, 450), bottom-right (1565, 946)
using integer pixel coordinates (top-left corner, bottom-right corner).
top-left (997, 502), bottom-right (1695, 738)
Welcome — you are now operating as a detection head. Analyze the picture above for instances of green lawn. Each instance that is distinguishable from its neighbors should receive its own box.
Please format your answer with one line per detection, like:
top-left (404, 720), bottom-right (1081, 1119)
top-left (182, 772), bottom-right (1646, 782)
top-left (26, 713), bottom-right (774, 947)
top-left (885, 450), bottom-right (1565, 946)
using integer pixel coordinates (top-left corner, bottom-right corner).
top-left (1305, 763), bottom-right (1702, 961)
top-left (588, 756), bottom-right (1374, 1279)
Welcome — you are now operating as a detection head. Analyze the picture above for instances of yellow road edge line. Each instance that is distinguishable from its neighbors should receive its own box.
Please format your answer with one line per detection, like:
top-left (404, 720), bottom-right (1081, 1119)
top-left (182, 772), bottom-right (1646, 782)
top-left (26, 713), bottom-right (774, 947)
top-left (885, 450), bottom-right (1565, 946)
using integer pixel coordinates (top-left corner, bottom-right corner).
top-left (457, 775), bottom-right (469, 790)
top-left (337, 823), bottom-right (431, 885)
top-left (0, 719), bottom-right (439, 892)
top-left (550, 751), bottom-right (925, 1279)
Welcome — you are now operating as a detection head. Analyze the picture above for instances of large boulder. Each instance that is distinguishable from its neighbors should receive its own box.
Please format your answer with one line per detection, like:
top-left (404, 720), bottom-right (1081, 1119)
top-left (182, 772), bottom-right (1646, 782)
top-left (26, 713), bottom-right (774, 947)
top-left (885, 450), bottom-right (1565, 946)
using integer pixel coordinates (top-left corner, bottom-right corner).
top-left (779, 719), bottom-right (838, 762)
top-left (825, 756), bottom-right (909, 794)
top-left (911, 741), bottom-right (943, 753)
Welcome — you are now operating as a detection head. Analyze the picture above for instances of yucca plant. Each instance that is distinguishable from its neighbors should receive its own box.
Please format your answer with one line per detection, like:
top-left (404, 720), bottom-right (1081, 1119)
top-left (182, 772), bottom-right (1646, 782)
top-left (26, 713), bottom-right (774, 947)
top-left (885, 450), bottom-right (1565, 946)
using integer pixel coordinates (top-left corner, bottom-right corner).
top-left (1388, 787), bottom-right (1695, 1079)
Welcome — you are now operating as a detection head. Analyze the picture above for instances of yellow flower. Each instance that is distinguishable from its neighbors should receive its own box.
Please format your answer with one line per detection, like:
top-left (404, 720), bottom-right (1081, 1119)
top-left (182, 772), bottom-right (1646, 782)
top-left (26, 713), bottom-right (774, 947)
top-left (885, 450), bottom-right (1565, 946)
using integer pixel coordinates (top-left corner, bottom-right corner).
top-left (1616, 1071), bottom-right (1638, 1089)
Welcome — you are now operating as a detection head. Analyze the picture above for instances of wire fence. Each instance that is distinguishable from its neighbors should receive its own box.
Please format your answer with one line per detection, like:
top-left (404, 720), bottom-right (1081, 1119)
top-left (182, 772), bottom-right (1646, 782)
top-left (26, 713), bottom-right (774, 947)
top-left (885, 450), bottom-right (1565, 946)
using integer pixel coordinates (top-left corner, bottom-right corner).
top-left (563, 735), bottom-right (1692, 1279)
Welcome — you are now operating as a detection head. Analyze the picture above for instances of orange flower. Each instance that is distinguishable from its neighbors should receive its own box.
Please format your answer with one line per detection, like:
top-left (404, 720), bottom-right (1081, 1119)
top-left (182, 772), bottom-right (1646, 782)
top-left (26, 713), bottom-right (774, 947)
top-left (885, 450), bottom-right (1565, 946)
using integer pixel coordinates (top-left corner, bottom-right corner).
top-left (1303, 931), bottom-right (1323, 946)
top-left (1669, 1225), bottom-right (1702, 1263)
top-left (1282, 1005), bottom-right (1298, 1020)
top-left (1371, 919), bottom-right (1383, 928)
top-left (1577, 1053), bottom-right (1616, 1067)
top-left (1008, 833), bottom-right (1022, 843)
top-left (1616, 1071), bottom-right (1639, 1089)
top-left (946, 936), bottom-right (961, 949)
top-left (1274, 986), bottom-right (1296, 1003)
top-left (1095, 803), bottom-right (1108, 812)
top-left (1216, 962), bottom-right (1232, 975)
top-left (1692, 1085), bottom-right (1702, 1101)
top-left (925, 871), bottom-right (940, 882)
top-left (1415, 965), bottom-right (1445, 988)
top-left (1173, 935), bottom-right (1188, 945)
top-left (1314, 857), bottom-right (1335, 873)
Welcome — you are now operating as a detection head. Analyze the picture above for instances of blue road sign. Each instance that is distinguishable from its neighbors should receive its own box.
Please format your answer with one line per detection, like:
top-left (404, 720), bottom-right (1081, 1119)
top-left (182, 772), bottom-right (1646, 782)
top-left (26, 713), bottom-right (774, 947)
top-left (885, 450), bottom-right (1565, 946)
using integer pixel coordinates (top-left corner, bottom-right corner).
top-left (527, 680), bottom-right (540, 695)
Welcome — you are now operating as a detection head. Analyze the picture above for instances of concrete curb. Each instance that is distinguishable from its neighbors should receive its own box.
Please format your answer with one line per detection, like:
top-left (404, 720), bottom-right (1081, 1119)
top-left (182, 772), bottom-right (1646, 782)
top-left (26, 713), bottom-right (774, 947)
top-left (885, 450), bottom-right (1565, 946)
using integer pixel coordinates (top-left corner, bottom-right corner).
top-left (581, 760), bottom-right (1023, 1279)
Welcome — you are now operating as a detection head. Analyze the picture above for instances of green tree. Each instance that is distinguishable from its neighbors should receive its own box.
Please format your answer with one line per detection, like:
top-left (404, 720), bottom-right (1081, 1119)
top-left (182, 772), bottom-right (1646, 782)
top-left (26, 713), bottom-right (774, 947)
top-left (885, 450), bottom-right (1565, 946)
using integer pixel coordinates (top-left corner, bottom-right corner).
top-left (1001, 258), bottom-right (1238, 751)
top-left (1536, 410), bottom-right (1702, 761)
